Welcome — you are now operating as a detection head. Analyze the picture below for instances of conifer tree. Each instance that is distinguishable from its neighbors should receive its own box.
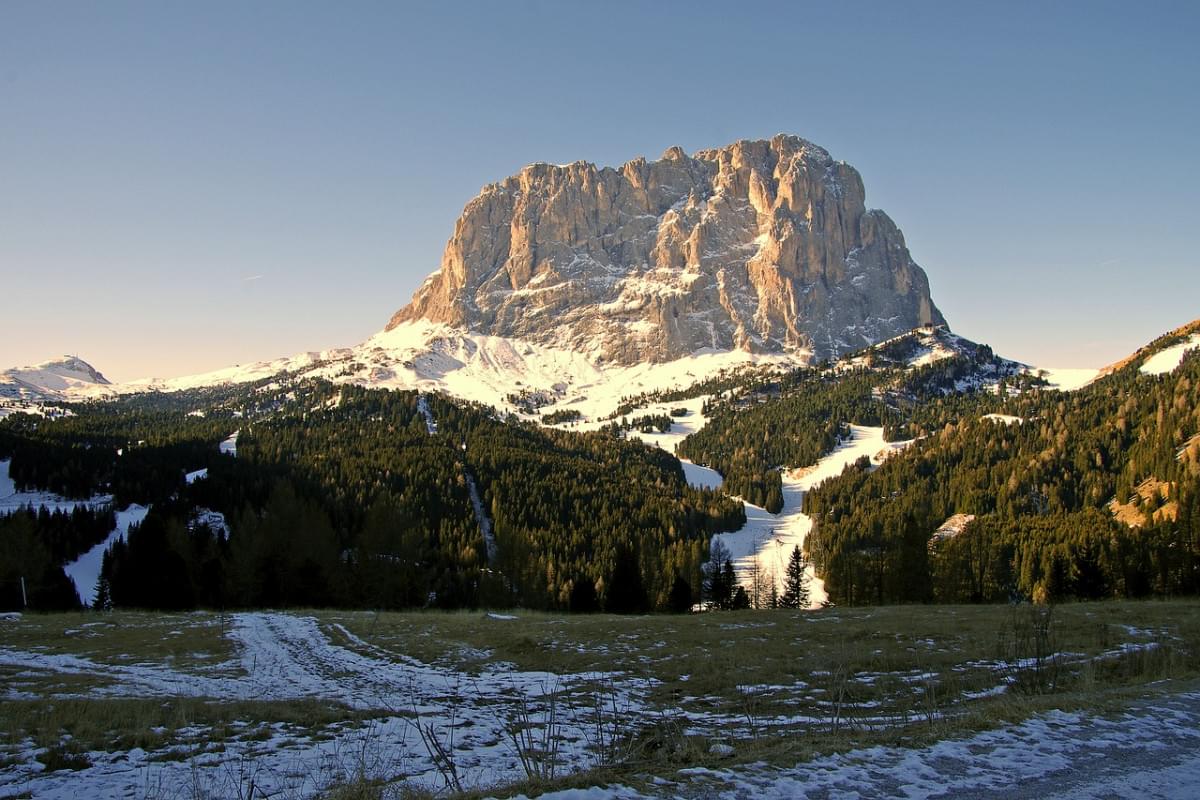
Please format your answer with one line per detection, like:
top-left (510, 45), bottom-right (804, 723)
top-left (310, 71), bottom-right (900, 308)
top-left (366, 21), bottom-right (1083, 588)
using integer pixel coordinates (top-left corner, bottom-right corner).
top-left (780, 545), bottom-right (809, 609)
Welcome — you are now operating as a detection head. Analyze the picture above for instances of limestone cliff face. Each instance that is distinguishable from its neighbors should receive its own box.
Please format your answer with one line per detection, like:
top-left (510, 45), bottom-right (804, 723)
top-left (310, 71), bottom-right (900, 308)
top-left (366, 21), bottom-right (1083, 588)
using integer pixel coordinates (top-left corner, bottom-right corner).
top-left (389, 134), bottom-right (945, 364)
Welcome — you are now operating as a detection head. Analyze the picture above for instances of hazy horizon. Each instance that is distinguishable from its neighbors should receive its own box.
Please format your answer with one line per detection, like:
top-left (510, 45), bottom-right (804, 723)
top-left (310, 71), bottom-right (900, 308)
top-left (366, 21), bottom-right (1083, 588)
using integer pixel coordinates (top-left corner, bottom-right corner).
top-left (3, 1), bottom-right (1197, 382)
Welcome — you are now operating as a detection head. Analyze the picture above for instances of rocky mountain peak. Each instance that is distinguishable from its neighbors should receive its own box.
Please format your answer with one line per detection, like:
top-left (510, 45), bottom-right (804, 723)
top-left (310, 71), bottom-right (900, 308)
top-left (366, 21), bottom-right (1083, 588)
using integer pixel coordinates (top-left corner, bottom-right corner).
top-left (388, 134), bottom-right (945, 364)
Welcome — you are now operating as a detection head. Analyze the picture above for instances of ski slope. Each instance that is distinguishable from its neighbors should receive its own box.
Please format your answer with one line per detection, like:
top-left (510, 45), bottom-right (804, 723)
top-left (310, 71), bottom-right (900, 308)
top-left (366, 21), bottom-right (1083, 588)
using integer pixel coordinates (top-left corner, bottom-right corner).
top-left (63, 505), bottom-right (149, 607)
top-left (710, 426), bottom-right (910, 607)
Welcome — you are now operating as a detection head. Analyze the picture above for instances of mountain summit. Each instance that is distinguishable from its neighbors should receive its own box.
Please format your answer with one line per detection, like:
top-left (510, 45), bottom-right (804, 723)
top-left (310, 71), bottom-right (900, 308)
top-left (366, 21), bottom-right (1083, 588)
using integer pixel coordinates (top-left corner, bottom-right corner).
top-left (0, 355), bottom-right (113, 402)
top-left (389, 134), bottom-right (945, 365)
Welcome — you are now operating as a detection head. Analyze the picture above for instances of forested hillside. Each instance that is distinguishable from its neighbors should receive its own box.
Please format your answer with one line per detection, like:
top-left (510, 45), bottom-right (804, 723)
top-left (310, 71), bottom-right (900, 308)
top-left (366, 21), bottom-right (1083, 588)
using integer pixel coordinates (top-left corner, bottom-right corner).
top-left (675, 335), bottom-right (1019, 512)
top-left (1, 381), bottom-right (741, 612)
top-left (4, 322), bottom-right (1198, 615)
top-left (804, 348), bottom-right (1200, 605)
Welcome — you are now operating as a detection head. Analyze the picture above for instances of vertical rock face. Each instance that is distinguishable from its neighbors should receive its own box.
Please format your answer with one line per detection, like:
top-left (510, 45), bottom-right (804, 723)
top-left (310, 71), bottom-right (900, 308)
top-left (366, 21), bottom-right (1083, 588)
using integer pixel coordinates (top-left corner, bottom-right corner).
top-left (389, 134), bottom-right (945, 364)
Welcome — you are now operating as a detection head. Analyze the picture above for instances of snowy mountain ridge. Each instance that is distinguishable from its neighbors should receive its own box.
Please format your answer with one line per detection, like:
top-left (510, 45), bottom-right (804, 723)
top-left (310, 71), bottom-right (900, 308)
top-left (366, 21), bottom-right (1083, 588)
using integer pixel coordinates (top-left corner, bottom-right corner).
top-left (0, 355), bottom-right (115, 402)
top-left (120, 320), bottom-right (806, 421)
top-left (7, 316), bottom-right (1198, 420)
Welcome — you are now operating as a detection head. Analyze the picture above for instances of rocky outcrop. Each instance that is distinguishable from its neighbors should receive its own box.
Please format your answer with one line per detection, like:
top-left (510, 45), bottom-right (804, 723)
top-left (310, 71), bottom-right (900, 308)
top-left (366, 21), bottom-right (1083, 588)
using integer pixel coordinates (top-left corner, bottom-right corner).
top-left (389, 134), bottom-right (945, 364)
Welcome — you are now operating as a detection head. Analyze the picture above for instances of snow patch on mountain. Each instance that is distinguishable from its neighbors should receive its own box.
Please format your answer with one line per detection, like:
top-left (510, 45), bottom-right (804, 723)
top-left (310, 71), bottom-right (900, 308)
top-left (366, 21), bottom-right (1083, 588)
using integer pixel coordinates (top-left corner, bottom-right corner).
top-left (1140, 334), bottom-right (1200, 376)
top-left (1034, 367), bottom-right (1101, 391)
top-left (115, 321), bottom-right (803, 421)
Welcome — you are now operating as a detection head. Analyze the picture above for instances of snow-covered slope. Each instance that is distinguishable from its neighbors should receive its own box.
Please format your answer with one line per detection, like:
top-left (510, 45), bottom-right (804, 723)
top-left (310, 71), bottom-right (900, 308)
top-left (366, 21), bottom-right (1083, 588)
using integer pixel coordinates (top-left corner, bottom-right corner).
top-left (0, 356), bottom-right (114, 402)
top-left (711, 426), bottom-right (911, 608)
top-left (120, 320), bottom-right (805, 420)
top-left (11, 318), bottom-right (1194, 419)
top-left (1140, 333), bottom-right (1200, 376)
top-left (842, 324), bottom-right (989, 370)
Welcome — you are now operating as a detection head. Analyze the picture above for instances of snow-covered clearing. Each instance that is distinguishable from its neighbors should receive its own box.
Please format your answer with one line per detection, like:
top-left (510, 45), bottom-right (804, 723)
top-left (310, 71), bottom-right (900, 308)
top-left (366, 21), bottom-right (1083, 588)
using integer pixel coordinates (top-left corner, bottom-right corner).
top-left (416, 393), bottom-right (438, 434)
top-left (219, 430), bottom-right (239, 457)
top-left (982, 413), bottom-right (1024, 425)
top-left (0, 459), bottom-right (112, 515)
top-left (619, 395), bottom-right (711, 453)
top-left (465, 473), bottom-right (498, 565)
top-left (601, 390), bottom-right (908, 609)
top-left (680, 460), bottom-right (722, 490)
top-left (1141, 333), bottom-right (1200, 376)
top-left (1033, 366), bottom-right (1100, 391)
top-left (63, 505), bottom-right (149, 606)
top-left (513, 688), bottom-right (1200, 800)
top-left (711, 426), bottom-right (910, 607)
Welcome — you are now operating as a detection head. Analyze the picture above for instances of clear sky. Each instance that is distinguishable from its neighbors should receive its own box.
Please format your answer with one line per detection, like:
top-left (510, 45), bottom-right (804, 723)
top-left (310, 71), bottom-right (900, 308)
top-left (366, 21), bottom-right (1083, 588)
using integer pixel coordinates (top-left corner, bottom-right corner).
top-left (2, 1), bottom-right (1197, 382)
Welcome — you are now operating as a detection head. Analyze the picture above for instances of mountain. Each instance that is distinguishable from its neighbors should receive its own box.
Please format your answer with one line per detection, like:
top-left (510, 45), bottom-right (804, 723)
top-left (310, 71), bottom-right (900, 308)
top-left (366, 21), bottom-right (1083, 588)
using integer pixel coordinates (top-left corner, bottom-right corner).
top-left (0, 356), bottom-right (113, 402)
top-left (2, 135), bottom-right (950, 415)
top-left (388, 134), bottom-right (945, 365)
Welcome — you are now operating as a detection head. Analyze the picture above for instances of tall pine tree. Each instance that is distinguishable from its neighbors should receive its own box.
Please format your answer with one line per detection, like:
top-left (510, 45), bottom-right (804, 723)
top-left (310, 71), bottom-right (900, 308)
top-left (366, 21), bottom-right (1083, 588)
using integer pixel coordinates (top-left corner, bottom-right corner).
top-left (780, 545), bottom-right (810, 609)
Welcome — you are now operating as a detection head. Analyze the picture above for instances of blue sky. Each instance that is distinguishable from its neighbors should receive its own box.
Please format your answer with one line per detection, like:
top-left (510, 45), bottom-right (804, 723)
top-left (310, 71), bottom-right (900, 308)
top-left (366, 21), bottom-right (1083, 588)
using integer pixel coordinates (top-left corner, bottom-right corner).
top-left (2, 1), bottom-right (1197, 381)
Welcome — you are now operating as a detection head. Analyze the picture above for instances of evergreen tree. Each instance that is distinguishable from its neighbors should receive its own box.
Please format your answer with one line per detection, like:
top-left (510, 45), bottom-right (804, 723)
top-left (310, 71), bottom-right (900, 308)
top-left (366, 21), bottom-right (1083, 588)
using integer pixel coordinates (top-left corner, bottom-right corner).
top-left (667, 572), bottom-right (694, 613)
top-left (568, 577), bottom-right (599, 613)
top-left (704, 539), bottom-right (735, 610)
top-left (93, 551), bottom-right (113, 611)
top-left (606, 545), bottom-right (648, 614)
top-left (780, 545), bottom-right (809, 609)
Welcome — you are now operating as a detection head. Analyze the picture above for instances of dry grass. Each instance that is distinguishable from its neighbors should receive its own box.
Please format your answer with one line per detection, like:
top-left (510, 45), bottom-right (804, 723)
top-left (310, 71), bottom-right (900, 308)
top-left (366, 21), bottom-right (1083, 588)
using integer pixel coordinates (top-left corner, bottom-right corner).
top-left (0, 610), bottom-right (235, 672)
top-left (2, 601), bottom-right (1197, 799)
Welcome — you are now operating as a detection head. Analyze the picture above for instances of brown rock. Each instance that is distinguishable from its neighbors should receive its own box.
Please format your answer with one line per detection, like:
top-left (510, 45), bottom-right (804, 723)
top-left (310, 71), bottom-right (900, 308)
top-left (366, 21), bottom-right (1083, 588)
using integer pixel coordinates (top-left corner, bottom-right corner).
top-left (389, 134), bottom-right (946, 364)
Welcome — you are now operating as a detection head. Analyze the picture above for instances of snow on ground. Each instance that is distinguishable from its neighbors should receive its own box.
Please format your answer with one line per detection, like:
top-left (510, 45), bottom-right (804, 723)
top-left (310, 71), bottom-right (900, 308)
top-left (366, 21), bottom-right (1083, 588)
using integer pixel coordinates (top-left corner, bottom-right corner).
top-left (599, 394), bottom-right (908, 609)
top-left (416, 393), bottom-right (438, 434)
top-left (63, 505), bottom-right (149, 606)
top-left (619, 395), bottom-right (711, 453)
top-left (113, 321), bottom-right (803, 423)
top-left (0, 459), bottom-right (153, 607)
top-left (0, 356), bottom-right (114, 402)
top-left (190, 508), bottom-right (228, 536)
top-left (0, 459), bottom-right (112, 515)
top-left (982, 413), bottom-right (1024, 425)
top-left (419, 393), bottom-right (497, 563)
top-left (0, 611), bottom-right (651, 799)
top-left (1141, 334), bottom-right (1200, 376)
top-left (711, 426), bottom-right (910, 608)
top-left (680, 460), bottom-right (723, 490)
top-left (0, 459), bottom-right (14, 501)
top-left (512, 688), bottom-right (1200, 800)
top-left (219, 431), bottom-right (239, 456)
top-left (1033, 366), bottom-right (1100, 391)
top-left (184, 467), bottom-right (208, 484)
top-left (465, 473), bottom-right (498, 565)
